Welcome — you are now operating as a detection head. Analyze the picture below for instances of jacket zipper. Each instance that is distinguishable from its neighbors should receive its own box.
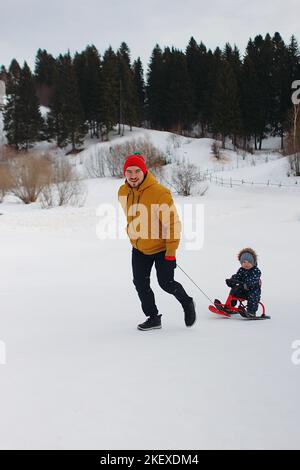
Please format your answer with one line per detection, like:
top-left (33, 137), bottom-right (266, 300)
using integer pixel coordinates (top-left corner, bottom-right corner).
top-left (128, 189), bottom-right (142, 251)
top-left (135, 193), bottom-right (141, 250)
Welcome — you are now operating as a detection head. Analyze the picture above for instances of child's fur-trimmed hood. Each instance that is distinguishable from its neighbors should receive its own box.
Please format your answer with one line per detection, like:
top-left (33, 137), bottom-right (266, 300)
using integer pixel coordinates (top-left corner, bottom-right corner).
top-left (237, 247), bottom-right (258, 266)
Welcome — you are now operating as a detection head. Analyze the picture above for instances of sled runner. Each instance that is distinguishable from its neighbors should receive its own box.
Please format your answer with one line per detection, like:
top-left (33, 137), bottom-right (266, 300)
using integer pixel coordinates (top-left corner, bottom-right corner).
top-left (208, 294), bottom-right (271, 320)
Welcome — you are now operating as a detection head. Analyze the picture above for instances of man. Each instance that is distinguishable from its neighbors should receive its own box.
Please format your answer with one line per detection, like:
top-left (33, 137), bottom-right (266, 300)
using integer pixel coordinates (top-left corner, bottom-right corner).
top-left (118, 153), bottom-right (196, 331)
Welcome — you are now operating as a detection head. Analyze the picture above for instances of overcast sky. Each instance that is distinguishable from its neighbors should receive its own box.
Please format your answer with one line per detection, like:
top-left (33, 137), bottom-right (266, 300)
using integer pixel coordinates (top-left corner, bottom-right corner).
top-left (0, 0), bottom-right (299, 72)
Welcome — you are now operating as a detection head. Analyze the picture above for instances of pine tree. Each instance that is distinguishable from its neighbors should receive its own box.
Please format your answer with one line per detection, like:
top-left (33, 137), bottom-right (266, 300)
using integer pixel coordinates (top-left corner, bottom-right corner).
top-left (244, 34), bottom-right (274, 149)
top-left (46, 53), bottom-right (87, 151)
top-left (118, 42), bottom-right (131, 68)
top-left (288, 35), bottom-right (300, 82)
top-left (212, 60), bottom-right (242, 148)
top-left (133, 58), bottom-right (146, 126)
top-left (4, 61), bottom-right (43, 150)
top-left (117, 43), bottom-right (139, 134)
top-left (186, 38), bottom-right (213, 134)
top-left (45, 56), bottom-right (67, 147)
top-left (147, 45), bottom-right (166, 129)
top-left (241, 56), bottom-right (265, 149)
top-left (74, 45), bottom-right (102, 138)
top-left (163, 47), bottom-right (193, 132)
top-left (6, 59), bottom-right (21, 94)
top-left (0, 65), bottom-right (8, 84)
top-left (222, 43), bottom-right (243, 147)
top-left (271, 32), bottom-right (292, 148)
top-left (35, 49), bottom-right (56, 86)
top-left (34, 49), bottom-right (57, 106)
top-left (3, 60), bottom-right (21, 149)
top-left (202, 48), bottom-right (223, 134)
top-left (185, 37), bottom-right (201, 125)
top-left (100, 47), bottom-right (119, 140)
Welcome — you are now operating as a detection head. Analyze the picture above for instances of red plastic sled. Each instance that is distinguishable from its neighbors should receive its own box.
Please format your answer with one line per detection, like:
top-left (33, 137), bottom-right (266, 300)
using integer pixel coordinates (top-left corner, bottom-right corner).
top-left (209, 294), bottom-right (270, 320)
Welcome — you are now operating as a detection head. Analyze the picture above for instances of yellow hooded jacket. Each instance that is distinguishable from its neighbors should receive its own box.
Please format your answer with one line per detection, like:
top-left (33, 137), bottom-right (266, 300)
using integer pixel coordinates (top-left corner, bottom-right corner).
top-left (118, 171), bottom-right (181, 258)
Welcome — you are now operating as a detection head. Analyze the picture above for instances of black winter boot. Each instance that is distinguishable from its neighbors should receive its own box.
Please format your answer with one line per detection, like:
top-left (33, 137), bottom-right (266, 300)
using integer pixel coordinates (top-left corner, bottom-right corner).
top-left (244, 310), bottom-right (256, 318)
top-left (137, 314), bottom-right (162, 331)
top-left (183, 300), bottom-right (197, 327)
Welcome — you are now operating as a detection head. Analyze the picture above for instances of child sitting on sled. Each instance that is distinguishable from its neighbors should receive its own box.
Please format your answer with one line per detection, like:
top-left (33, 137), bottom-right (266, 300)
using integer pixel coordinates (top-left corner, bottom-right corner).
top-left (225, 248), bottom-right (262, 318)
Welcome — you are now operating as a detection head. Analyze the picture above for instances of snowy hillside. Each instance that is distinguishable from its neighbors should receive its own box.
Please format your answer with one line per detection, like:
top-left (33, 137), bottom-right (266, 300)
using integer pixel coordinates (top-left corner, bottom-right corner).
top-left (75, 127), bottom-right (298, 188)
top-left (0, 127), bottom-right (300, 450)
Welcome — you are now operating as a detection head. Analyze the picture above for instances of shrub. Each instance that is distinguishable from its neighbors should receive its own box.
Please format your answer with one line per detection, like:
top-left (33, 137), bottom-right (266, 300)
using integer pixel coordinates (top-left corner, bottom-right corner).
top-left (171, 161), bottom-right (203, 196)
top-left (39, 159), bottom-right (86, 208)
top-left (8, 153), bottom-right (53, 204)
top-left (102, 137), bottom-right (167, 178)
top-left (85, 146), bottom-right (107, 178)
top-left (0, 164), bottom-right (12, 202)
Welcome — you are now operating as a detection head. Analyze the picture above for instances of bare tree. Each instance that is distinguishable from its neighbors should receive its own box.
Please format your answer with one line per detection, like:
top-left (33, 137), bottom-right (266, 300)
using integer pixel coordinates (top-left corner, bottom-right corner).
top-left (211, 141), bottom-right (221, 160)
top-left (85, 146), bottom-right (107, 178)
top-left (171, 161), bottom-right (203, 196)
top-left (40, 159), bottom-right (86, 208)
top-left (105, 145), bottom-right (125, 177)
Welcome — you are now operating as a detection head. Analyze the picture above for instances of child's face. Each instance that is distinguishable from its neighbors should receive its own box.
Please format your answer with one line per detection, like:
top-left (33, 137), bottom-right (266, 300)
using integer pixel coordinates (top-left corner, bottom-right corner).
top-left (241, 260), bottom-right (253, 270)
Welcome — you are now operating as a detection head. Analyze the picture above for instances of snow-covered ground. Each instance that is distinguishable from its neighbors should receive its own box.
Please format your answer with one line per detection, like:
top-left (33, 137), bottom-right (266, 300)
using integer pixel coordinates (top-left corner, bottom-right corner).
top-left (0, 127), bottom-right (300, 450)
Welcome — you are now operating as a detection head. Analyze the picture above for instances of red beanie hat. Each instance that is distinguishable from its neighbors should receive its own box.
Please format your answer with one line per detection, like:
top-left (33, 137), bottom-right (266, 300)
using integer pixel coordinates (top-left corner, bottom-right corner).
top-left (123, 153), bottom-right (147, 176)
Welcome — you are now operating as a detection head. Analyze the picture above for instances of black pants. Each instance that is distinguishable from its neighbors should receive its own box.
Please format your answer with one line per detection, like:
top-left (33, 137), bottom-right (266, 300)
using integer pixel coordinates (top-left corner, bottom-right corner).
top-left (132, 248), bottom-right (193, 317)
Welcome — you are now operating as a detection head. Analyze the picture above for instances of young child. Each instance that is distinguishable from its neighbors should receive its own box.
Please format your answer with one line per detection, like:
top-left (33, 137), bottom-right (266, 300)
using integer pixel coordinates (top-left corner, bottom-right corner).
top-left (226, 248), bottom-right (262, 318)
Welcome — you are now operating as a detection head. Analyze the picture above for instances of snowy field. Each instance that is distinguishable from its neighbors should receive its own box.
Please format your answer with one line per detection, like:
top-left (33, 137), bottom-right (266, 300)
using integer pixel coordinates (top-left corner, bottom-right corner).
top-left (0, 128), bottom-right (300, 450)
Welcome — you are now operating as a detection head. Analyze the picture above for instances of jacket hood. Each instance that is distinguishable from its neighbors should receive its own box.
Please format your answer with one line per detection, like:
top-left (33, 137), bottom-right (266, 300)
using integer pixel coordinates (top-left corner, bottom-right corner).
top-left (125, 171), bottom-right (158, 193)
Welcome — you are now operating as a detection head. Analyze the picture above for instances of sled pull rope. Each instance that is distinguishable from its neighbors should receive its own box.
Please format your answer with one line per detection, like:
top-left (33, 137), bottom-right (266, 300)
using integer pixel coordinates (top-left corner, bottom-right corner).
top-left (177, 264), bottom-right (214, 305)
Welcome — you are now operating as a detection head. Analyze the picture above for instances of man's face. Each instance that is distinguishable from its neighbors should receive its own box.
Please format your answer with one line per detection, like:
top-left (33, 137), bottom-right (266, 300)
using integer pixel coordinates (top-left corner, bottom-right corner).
top-left (125, 166), bottom-right (145, 188)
